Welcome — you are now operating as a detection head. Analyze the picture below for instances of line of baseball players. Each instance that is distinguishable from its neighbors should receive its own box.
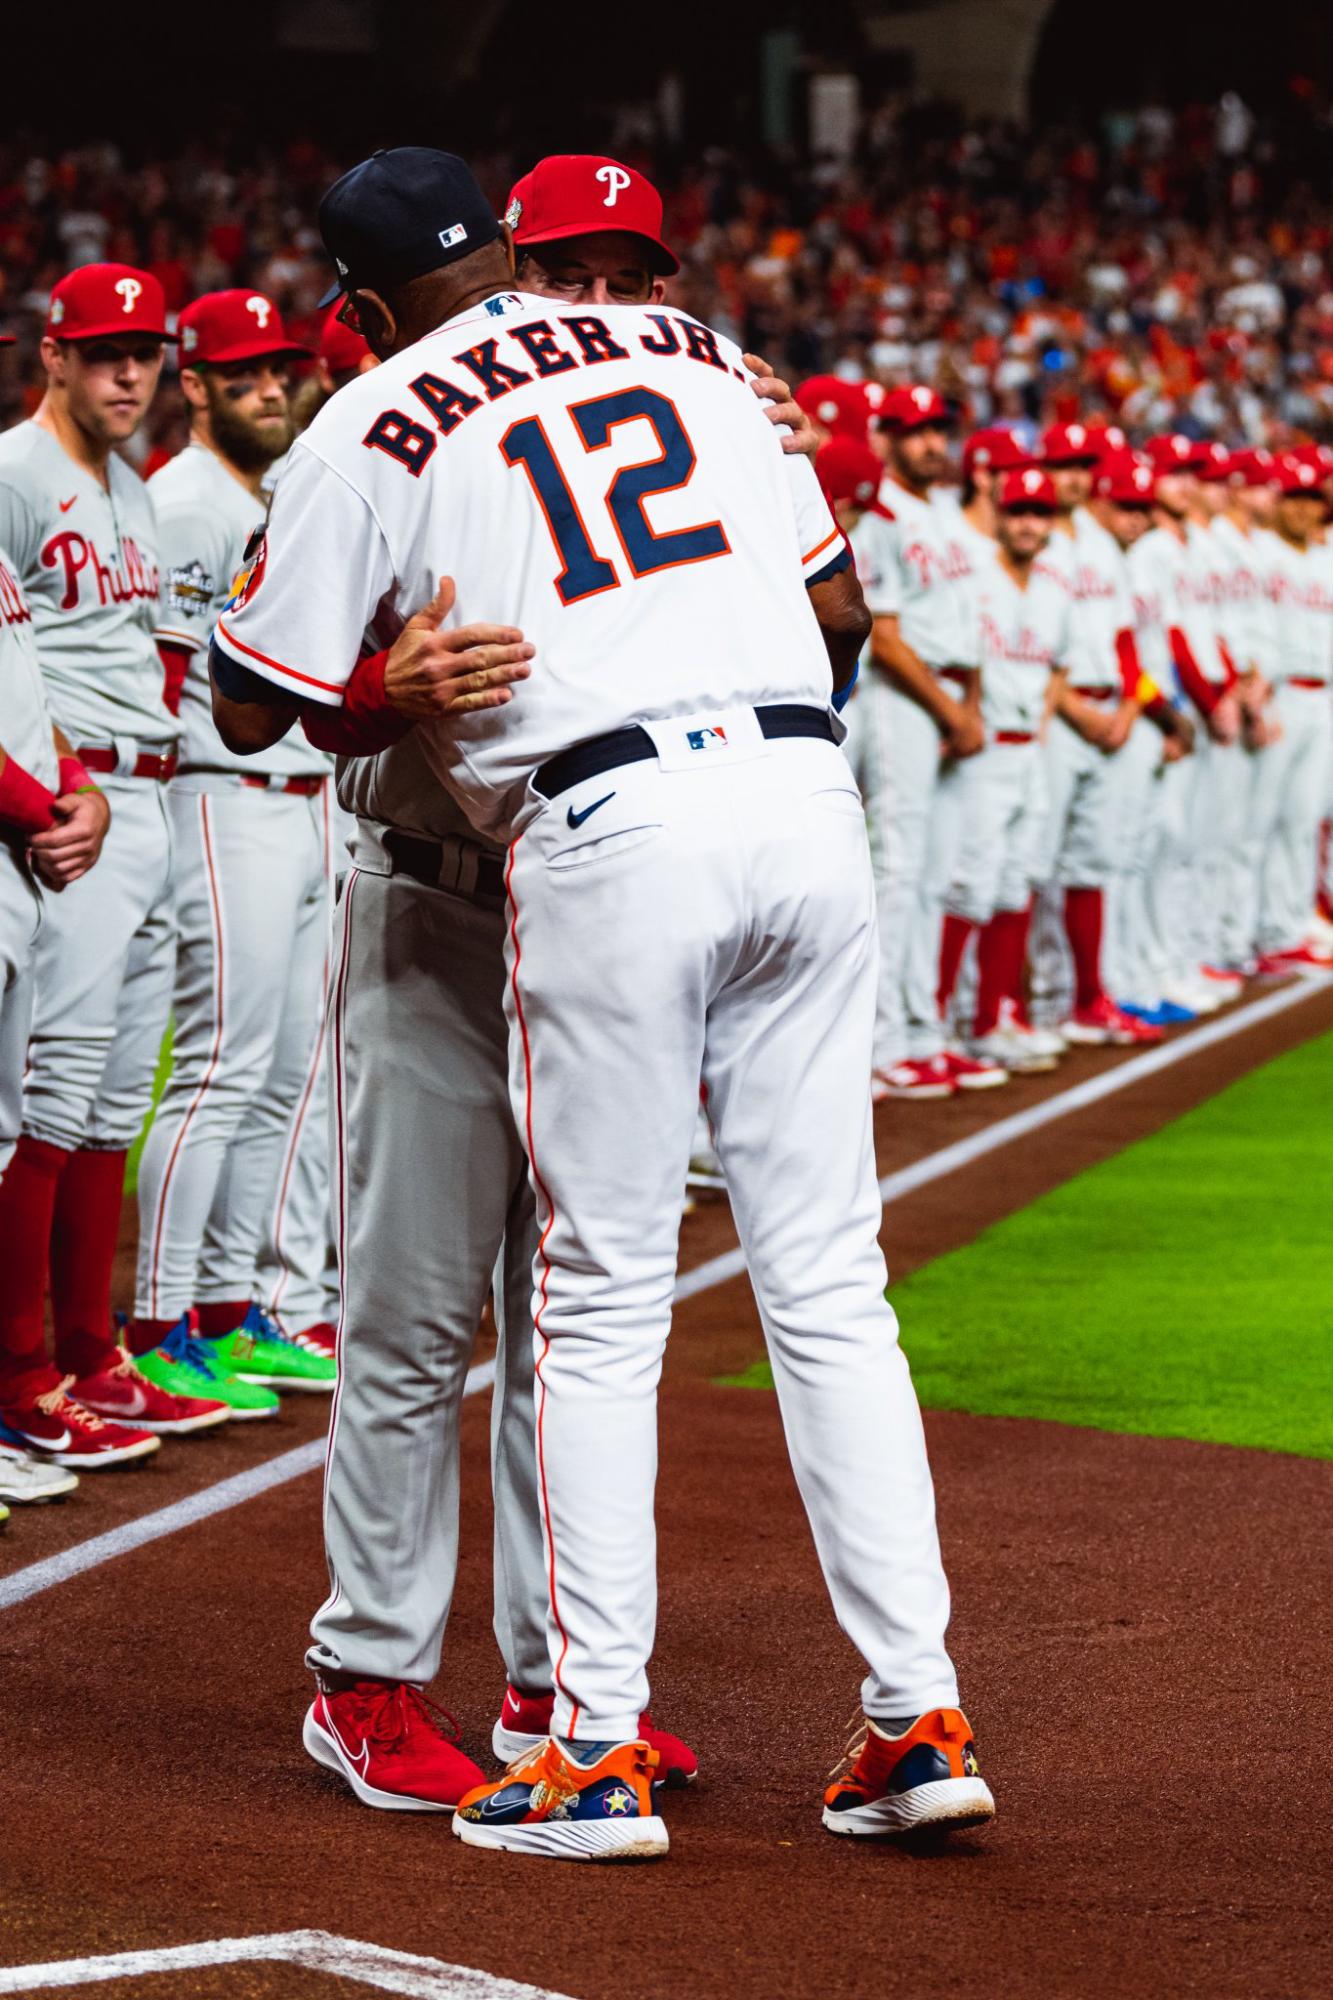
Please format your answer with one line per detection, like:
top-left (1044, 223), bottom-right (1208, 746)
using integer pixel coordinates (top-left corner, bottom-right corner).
top-left (799, 383), bottom-right (1333, 1100)
top-left (0, 272), bottom-right (387, 1516)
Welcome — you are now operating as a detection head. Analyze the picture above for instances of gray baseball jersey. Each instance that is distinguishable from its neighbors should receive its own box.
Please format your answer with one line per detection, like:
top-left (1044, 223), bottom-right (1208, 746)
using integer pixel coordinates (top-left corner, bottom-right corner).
top-left (151, 442), bottom-right (328, 778)
top-left (0, 544), bottom-right (59, 790)
top-left (0, 421), bottom-right (172, 748)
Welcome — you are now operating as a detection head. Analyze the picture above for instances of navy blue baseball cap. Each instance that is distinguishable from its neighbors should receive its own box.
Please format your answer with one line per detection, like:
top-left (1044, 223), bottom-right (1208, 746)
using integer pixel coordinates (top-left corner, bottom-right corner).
top-left (318, 148), bottom-right (501, 308)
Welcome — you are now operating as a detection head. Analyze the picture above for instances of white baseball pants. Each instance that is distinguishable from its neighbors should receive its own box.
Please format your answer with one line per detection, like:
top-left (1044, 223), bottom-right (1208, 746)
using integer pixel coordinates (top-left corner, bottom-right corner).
top-left (136, 781), bottom-right (332, 1321)
top-left (1252, 684), bottom-right (1333, 956)
top-left (22, 777), bottom-right (174, 1152)
top-left (0, 848), bottom-right (42, 1179)
top-left (505, 727), bottom-right (959, 1743)
top-left (309, 859), bottom-right (549, 1692)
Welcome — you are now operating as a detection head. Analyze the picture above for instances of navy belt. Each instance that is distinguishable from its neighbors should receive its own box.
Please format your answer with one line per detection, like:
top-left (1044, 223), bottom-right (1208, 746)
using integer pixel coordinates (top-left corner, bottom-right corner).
top-left (382, 831), bottom-right (506, 906)
top-left (534, 704), bottom-right (835, 801)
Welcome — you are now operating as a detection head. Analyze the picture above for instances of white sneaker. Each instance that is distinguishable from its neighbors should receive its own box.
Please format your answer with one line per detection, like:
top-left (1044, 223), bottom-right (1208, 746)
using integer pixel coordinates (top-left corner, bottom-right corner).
top-left (971, 1026), bottom-right (1057, 1075)
top-left (0, 1442), bottom-right (79, 1503)
top-left (998, 1000), bottom-right (1066, 1060)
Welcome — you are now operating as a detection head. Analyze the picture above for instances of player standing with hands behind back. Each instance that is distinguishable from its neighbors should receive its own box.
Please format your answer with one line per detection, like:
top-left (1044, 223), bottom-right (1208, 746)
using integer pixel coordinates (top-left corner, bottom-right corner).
top-left (210, 148), bottom-right (995, 1864)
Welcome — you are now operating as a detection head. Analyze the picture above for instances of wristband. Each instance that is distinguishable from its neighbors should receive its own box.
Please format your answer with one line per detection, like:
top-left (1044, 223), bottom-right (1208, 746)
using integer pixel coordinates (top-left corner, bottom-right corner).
top-left (0, 756), bottom-right (59, 836)
top-left (57, 755), bottom-right (98, 796)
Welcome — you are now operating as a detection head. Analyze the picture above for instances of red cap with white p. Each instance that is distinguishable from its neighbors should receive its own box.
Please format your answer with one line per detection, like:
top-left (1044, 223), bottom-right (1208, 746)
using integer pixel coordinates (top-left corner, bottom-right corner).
top-left (46, 264), bottom-right (175, 342)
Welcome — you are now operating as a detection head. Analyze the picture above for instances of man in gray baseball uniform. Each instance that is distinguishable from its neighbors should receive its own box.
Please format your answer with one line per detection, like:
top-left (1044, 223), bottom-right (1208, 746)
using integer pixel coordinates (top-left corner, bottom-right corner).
top-left (126, 288), bottom-right (339, 1415)
top-left (0, 264), bottom-right (235, 1469)
top-left (0, 494), bottom-right (107, 1506)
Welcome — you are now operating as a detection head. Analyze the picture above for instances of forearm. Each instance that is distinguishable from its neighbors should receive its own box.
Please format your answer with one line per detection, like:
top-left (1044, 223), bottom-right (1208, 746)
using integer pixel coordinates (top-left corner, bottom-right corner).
top-left (874, 629), bottom-right (960, 730)
top-left (209, 639), bottom-right (301, 754)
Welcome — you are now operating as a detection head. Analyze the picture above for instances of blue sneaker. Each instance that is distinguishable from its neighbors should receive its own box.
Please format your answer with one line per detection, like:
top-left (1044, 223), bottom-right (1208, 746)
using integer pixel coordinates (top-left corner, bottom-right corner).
top-left (1155, 1000), bottom-right (1198, 1024)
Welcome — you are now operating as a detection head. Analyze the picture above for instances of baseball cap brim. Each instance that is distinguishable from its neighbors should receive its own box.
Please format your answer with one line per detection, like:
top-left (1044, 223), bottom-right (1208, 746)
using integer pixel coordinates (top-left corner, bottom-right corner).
top-left (56, 321), bottom-right (177, 342)
top-left (183, 338), bottom-right (313, 367)
top-left (513, 220), bottom-right (679, 277)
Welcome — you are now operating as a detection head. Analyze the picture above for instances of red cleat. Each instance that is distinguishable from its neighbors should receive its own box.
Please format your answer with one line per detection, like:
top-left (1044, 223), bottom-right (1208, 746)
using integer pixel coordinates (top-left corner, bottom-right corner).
top-left (0, 1371), bottom-right (161, 1468)
top-left (303, 1678), bottom-right (484, 1812)
top-left (288, 1321), bottom-right (338, 1360)
top-left (876, 1057), bottom-right (957, 1100)
top-left (1062, 996), bottom-right (1163, 1046)
top-left (73, 1348), bottom-right (229, 1435)
top-left (941, 1048), bottom-right (1009, 1091)
top-left (492, 1685), bottom-right (698, 1788)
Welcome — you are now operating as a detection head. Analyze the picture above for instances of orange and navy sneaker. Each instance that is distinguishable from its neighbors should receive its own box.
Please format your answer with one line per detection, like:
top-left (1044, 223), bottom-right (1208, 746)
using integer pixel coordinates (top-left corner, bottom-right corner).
top-left (492, 1684), bottom-right (698, 1788)
top-left (822, 1708), bottom-right (995, 1838)
top-left (454, 1736), bottom-right (668, 1862)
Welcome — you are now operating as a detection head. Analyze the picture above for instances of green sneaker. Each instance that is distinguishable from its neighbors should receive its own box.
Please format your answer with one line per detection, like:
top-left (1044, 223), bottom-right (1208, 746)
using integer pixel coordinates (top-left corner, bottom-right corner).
top-left (206, 1305), bottom-right (337, 1393)
top-left (138, 1313), bottom-right (280, 1421)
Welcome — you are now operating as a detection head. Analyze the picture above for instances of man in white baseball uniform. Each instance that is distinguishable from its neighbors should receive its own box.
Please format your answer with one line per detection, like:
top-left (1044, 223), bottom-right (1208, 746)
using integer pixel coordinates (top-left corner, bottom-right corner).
top-left (940, 468), bottom-right (1069, 1073)
top-left (124, 288), bottom-right (338, 1413)
top-left (1028, 423), bottom-right (1162, 1048)
top-left (0, 264), bottom-right (231, 1471)
top-left (0, 487), bottom-right (103, 1508)
top-left (853, 385), bottom-right (998, 1100)
top-left (209, 149), bottom-right (993, 1863)
top-left (1250, 454), bottom-right (1333, 970)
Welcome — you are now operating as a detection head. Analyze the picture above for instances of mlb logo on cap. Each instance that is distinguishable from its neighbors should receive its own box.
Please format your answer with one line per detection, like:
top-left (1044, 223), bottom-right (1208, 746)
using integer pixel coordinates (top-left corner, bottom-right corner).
top-left (687, 725), bottom-right (729, 751)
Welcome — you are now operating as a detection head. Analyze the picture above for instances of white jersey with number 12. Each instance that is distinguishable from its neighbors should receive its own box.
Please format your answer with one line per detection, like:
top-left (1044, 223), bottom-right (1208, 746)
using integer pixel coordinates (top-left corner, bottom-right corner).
top-left (213, 290), bottom-right (847, 840)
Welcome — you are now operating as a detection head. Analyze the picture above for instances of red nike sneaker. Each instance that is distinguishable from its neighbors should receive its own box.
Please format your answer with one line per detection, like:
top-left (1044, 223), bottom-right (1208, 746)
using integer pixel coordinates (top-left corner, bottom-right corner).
top-left (1062, 995), bottom-right (1163, 1046)
top-left (492, 1685), bottom-right (698, 1788)
top-left (0, 1371), bottom-right (160, 1468)
top-left (73, 1347), bottom-right (229, 1435)
top-left (302, 1678), bottom-right (484, 1811)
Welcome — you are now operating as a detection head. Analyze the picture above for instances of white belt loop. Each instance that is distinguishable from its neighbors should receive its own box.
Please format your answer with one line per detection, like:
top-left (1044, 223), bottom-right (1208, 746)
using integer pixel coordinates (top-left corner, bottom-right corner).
top-left (110, 734), bottom-right (137, 778)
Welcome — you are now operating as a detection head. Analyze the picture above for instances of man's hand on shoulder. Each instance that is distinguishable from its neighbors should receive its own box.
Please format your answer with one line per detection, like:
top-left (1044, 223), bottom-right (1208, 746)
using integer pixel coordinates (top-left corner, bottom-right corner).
top-left (383, 576), bottom-right (535, 720)
top-left (743, 352), bottom-right (818, 460)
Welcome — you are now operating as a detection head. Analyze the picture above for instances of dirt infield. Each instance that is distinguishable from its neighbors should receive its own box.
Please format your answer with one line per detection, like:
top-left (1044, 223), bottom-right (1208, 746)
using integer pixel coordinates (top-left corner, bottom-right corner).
top-left (2, 978), bottom-right (1330, 1999)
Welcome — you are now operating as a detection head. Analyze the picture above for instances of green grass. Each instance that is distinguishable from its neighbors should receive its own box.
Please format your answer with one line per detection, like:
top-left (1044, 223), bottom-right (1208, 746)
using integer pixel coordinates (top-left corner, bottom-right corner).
top-left (724, 1032), bottom-right (1333, 1459)
top-left (124, 1022), bottom-right (173, 1198)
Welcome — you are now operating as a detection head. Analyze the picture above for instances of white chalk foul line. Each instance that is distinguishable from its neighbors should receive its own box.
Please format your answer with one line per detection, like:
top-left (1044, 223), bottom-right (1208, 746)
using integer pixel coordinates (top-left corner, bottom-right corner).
top-left (1, 973), bottom-right (1326, 1613)
top-left (674, 971), bottom-right (1332, 1301)
top-left (0, 1928), bottom-right (575, 1997)
top-left (0, 1359), bottom-right (496, 1614)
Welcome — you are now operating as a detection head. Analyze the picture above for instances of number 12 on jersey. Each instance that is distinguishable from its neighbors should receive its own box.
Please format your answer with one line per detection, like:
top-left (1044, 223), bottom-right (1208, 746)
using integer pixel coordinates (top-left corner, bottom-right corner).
top-left (500, 387), bottom-right (731, 605)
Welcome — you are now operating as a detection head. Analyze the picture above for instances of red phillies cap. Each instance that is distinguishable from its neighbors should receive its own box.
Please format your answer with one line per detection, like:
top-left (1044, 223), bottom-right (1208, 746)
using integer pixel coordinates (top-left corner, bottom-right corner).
top-left (505, 155), bottom-right (678, 276)
top-left (795, 375), bottom-right (875, 442)
top-left (1228, 447), bottom-right (1277, 487)
top-left (1273, 453), bottom-right (1326, 497)
top-left (1143, 433), bottom-right (1209, 474)
top-left (815, 437), bottom-right (891, 515)
top-left (317, 305), bottom-right (371, 376)
top-left (178, 290), bottom-right (311, 368)
top-left (1287, 440), bottom-right (1333, 478)
top-left (997, 466), bottom-right (1058, 511)
top-left (962, 426), bottom-right (1033, 478)
top-left (1095, 451), bottom-right (1157, 505)
top-left (880, 383), bottom-right (951, 430)
top-left (1040, 420), bottom-right (1101, 465)
top-left (46, 263), bottom-right (174, 342)
top-left (1194, 440), bottom-right (1233, 483)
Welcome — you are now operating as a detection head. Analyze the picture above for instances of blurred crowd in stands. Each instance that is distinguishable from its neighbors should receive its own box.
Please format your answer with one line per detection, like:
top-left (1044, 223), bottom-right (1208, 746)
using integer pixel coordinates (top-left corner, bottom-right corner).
top-left (5, 86), bottom-right (1333, 456)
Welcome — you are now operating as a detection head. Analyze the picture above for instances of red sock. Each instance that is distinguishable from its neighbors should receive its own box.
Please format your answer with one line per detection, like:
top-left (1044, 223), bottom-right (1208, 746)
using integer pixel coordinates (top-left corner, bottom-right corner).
top-left (975, 907), bottom-right (1030, 1036)
top-left (0, 1136), bottom-right (68, 1399)
top-left (49, 1147), bottom-right (128, 1379)
top-left (127, 1314), bottom-right (180, 1358)
top-left (1064, 887), bottom-right (1105, 1011)
top-left (194, 1300), bottom-right (251, 1337)
top-left (937, 913), bottom-right (976, 1013)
